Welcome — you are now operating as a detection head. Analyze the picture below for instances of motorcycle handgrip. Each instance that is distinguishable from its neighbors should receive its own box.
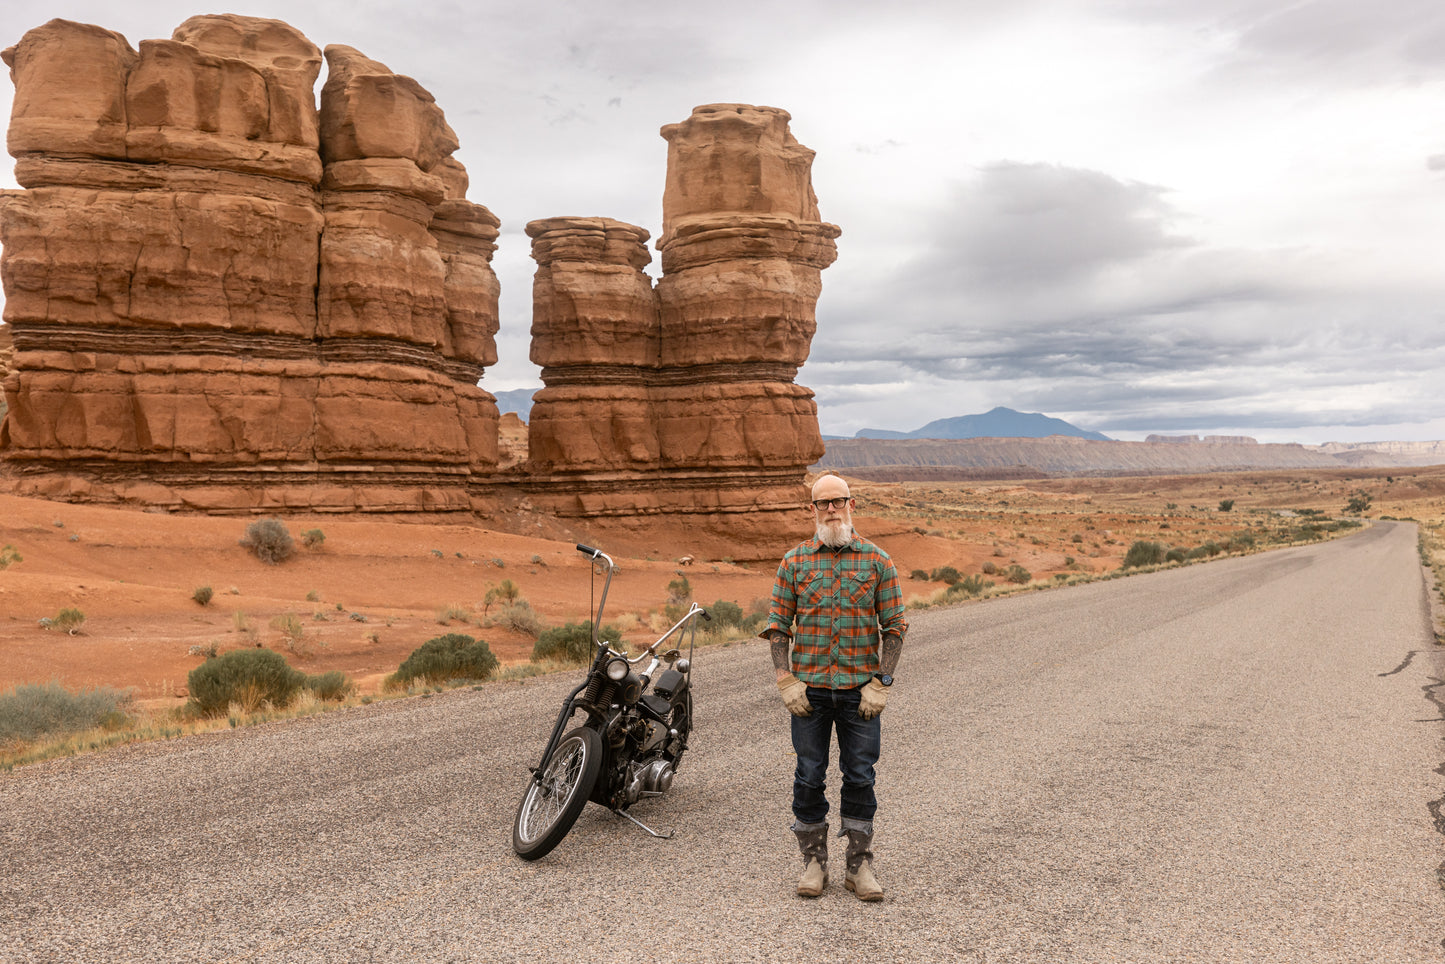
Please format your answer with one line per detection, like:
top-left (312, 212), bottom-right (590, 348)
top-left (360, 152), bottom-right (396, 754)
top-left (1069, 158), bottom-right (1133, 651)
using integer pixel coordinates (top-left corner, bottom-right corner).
top-left (700, 608), bottom-right (712, 622)
top-left (576, 543), bottom-right (599, 556)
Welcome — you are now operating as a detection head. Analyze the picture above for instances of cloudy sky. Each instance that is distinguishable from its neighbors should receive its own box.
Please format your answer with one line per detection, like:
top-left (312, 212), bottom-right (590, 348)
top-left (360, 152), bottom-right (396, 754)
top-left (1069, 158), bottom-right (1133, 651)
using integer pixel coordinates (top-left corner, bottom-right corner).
top-left (3, 0), bottom-right (1443, 443)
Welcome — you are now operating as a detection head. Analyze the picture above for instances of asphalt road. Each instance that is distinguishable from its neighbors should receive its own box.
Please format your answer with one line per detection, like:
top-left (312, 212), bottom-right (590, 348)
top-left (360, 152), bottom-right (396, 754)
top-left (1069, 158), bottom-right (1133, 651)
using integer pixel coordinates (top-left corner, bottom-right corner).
top-left (2, 521), bottom-right (1442, 963)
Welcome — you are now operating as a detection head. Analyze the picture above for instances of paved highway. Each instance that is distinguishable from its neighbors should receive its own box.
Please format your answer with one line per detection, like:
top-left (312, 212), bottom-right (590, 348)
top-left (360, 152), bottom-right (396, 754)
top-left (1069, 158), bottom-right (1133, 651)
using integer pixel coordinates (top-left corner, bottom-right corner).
top-left (1, 521), bottom-right (1442, 962)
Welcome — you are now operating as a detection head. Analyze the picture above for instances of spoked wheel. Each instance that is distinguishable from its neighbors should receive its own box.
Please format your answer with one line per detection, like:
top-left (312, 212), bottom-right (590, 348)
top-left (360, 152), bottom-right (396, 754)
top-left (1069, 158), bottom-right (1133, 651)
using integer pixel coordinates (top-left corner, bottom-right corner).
top-left (512, 726), bottom-right (603, 860)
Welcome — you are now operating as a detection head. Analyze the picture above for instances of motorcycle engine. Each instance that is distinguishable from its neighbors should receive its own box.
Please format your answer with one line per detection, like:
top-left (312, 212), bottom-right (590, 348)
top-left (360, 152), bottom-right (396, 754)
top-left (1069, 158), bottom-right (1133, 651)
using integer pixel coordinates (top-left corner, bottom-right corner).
top-left (624, 758), bottom-right (676, 803)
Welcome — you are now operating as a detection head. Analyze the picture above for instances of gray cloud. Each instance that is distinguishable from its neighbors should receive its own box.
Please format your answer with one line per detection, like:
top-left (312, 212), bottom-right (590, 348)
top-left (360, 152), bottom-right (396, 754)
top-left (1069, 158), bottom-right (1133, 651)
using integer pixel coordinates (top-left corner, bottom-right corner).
top-left (2, 1), bottom-right (1442, 442)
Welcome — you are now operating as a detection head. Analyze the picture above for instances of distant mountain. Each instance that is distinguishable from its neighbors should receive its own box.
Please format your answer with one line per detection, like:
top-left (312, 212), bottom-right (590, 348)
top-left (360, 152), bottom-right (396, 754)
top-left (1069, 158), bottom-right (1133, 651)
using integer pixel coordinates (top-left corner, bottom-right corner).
top-left (493, 388), bottom-right (537, 419)
top-left (855, 406), bottom-right (1111, 442)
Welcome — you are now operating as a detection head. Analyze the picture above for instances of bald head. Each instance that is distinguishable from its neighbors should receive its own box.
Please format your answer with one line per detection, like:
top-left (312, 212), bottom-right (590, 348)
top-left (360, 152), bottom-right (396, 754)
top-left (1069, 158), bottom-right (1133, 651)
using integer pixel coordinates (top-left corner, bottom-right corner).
top-left (811, 475), bottom-right (850, 502)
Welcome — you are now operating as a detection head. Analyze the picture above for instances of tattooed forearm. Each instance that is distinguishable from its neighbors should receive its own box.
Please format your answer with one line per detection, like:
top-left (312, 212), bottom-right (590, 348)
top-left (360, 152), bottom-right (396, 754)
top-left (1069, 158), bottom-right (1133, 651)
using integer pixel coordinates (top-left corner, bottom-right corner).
top-left (768, 630), bottom-right (792, 674)
top-left (880, 633), bottom-right (903, 676)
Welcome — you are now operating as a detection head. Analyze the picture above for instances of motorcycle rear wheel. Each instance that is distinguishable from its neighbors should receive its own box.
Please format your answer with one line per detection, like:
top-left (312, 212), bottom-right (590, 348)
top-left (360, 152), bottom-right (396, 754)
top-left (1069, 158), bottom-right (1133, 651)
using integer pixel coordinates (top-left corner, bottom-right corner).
top-left (512, 726), bottom-right (603, 860)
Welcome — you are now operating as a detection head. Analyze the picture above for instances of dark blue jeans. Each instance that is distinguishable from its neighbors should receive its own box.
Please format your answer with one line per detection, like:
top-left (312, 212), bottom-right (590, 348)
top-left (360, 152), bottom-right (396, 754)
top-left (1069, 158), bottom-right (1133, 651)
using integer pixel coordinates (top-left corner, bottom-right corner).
top-left (791, 685), bottom-right (881, 826)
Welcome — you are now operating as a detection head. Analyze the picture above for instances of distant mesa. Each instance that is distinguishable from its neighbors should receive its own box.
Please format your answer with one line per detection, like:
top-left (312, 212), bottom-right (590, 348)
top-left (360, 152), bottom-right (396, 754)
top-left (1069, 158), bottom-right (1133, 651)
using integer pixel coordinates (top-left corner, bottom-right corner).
top-left (816, 430), bottom-right (1445, 480)
top-left (493, 388), bottom-right (536, 420)
top-left (1146, 434), bottom-right (1258, 445)
top-left (855, 407), bottom-right (1111, 442)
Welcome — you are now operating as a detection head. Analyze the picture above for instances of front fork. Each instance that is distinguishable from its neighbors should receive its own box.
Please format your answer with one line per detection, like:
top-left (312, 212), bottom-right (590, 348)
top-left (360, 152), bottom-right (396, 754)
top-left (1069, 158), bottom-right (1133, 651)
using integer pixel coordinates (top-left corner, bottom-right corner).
top-left (527, 681), bottom-right (589, 784)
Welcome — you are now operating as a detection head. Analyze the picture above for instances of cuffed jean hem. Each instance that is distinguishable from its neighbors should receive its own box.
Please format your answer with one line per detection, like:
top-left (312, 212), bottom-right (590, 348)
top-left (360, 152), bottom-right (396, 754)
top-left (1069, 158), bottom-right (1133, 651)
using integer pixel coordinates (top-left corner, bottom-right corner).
top-left (791, 819), bottom-right (829, 833)
top-left (839, 815), bottom-right (873, 835)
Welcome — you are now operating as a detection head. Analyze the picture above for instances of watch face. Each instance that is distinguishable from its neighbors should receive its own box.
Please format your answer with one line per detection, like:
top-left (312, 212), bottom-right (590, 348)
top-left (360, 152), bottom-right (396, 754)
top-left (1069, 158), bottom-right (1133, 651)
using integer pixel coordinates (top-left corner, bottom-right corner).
top-left (876, 674), bottom-right (893, 687)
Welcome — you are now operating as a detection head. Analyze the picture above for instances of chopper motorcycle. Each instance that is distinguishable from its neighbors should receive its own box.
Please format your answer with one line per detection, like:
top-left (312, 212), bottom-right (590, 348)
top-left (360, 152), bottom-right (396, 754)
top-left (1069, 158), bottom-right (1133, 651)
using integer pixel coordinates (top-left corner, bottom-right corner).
top-left (511, 543), bottom-right (709, 860)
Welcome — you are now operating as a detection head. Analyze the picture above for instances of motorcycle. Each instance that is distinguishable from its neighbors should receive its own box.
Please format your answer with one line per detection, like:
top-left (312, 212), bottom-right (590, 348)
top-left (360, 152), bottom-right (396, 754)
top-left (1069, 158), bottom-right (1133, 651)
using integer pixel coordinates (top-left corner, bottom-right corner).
top-left (511, 543), bottom-right (709, 860)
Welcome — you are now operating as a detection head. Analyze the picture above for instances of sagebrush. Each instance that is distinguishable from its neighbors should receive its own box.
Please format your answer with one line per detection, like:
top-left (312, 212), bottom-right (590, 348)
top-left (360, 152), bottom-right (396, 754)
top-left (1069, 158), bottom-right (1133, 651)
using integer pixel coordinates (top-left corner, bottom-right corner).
top-left (389, 633), bottom-right (499, 687)
top-left (239, 518), bottom-right (295, 564)
top-left (533, 621), bottom-right (623, 663)
top-left (0, 682), bottom-right (131, 745)
top-left (188, 649), bottom-right (306, 717)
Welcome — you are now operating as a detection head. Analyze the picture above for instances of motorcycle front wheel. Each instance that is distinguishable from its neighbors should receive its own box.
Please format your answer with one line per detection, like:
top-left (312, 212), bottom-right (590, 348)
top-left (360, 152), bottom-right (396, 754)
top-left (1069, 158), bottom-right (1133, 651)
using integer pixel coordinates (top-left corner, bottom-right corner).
top-left (512, 726), bottom-right (603, 860)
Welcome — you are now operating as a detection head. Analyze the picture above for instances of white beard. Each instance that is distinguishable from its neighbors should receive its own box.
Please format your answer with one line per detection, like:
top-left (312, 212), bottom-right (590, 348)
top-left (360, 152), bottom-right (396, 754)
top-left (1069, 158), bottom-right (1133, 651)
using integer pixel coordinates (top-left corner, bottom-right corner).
top-left (815, 518), bottom-right (854, 548)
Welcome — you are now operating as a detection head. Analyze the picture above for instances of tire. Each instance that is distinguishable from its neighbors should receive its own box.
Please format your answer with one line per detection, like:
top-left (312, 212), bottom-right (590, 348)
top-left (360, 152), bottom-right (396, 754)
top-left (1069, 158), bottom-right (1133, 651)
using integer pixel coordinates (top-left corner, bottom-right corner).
top-left (512, 726), bottom-right (604, 860)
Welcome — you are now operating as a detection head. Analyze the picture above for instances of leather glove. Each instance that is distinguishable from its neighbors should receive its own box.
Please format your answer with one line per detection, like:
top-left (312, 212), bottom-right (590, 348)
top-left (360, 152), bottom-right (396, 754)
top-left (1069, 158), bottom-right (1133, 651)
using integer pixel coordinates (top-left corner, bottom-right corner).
top-left (776, 673), bottom-right (812, 717)
top-left (857, 678), bottom-right (888, 720)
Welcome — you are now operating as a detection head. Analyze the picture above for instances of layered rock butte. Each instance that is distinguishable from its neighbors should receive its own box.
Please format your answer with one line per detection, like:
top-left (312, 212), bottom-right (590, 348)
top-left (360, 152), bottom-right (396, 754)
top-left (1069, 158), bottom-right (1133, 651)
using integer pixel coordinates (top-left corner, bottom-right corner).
top-left (0, 17), bottom-right (837, 540)
top-left (523, 104), bottom-right (837, 537)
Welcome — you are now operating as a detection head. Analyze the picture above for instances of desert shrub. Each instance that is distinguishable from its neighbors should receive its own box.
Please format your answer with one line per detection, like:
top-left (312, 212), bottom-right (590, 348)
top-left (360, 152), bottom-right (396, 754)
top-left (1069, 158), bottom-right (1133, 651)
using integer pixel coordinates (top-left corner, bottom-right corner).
top-left (981, 561), bottom-right (998, 575)
top-left (1345, 490), bottom-right (1372, 514)
top-left (666, 575), bottom-right (692, 603)
top-left (0, 545), bottom-right (21, 570)
top-left (1003, 564), bottom-right (1032, 585)
top-left (187, 649), bottom-right (306, 717)
top-left (301, 528), bottom-right (325, 549)
top-left (533, 621), bottom-right (623, 663)
top-left (482, 579), bottom-right (521, 612)
top-left (1218, 499), bottom-right (1235, 512)
top-left (1122, 541), bottom-right (1167, 568)
top-left (390, 633), bottom-right (499, 686)
top-left (943, 576), bottom-right (993, 602)
top-left (930, 565), bottom-right (961, 585)
top-left (909, 569), bottom-right (929, 581)
top-left (305, 671), bottom-right (354, 702)
top-left (1165, 548), bottom-right (1187, 563)
top-left (707, 599), bottom-right (744, 627)
top-left (953, 574), bottom-right (993, 598)
top-left (1185, 545), bottom-right (1210, 560)
top-left (40, 608), bottom-right (86, 635)
top-left (436, 604), bottom-right (471, 625)
top-left (0, 682), bottom-right (131, 745)
top-left (239, 518), bottom-right (295, 565)
top-left (491, 601), bottom-right (544, 637)
top-left (192, 586), bottom-right (214, 606)
top-left (270, 612), bottom-right (306, 650)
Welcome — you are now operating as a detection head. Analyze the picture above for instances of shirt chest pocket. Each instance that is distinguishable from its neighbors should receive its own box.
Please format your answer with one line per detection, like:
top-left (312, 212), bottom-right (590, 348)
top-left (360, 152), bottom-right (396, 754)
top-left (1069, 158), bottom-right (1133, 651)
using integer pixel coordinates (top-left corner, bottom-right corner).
top-left (801, 572), bottom-right (832, 608)
top-left (844, 570), bottom-right (876, 605)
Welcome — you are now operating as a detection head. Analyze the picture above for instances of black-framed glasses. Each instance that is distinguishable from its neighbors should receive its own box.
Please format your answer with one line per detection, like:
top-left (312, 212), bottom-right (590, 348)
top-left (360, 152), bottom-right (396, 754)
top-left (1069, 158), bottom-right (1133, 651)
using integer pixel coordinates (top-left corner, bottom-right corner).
top-left (811, 497), bottom-right (851, 510)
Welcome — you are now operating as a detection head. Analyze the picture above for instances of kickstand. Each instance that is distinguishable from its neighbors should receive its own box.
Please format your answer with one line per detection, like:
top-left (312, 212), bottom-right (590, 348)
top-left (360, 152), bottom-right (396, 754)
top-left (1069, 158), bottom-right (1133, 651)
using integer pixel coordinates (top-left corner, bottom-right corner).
top-left (612, 808), bottom-right (675, 839)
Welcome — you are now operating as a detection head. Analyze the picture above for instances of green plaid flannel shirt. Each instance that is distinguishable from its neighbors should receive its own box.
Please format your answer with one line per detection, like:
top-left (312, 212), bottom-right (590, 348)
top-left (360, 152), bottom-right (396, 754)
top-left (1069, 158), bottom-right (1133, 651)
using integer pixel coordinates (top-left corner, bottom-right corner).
top-left (767, 533), bottom-right (908, 689)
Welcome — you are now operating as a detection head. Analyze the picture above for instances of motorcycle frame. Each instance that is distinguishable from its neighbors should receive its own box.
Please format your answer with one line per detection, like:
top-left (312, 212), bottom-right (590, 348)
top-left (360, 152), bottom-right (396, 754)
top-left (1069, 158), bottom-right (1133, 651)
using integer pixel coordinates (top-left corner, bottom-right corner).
top-left (526, 544), bottom-right (706, 787)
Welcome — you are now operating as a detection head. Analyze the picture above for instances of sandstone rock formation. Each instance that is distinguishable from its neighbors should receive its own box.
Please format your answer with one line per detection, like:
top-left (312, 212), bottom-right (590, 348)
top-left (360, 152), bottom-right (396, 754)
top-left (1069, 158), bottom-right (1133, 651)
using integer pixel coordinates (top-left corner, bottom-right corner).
top-left (2, 24), bottom-right (838, 541)
top-left (0, 17), bottom-right (499, 511)
top-left (0, 323), bottom-right (11, 424)
top-left (524, 105), bottom-right (839, 538)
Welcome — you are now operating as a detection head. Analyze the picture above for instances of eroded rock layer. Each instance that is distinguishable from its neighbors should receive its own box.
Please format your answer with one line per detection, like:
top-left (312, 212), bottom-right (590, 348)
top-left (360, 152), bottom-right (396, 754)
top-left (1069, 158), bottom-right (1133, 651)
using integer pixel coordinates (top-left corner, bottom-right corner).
top-left (0, 17), bottom-right (499, 511)
top-left (524, 105), bottom-right (838, 539)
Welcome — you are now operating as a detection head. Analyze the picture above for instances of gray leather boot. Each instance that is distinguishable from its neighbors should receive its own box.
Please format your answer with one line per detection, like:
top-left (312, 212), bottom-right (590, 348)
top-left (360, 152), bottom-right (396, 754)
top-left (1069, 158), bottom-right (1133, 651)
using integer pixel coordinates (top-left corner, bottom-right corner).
top-left (842, 827), bottom-right (883, 901)
top-left (792, 823), bottom-right (829, 897)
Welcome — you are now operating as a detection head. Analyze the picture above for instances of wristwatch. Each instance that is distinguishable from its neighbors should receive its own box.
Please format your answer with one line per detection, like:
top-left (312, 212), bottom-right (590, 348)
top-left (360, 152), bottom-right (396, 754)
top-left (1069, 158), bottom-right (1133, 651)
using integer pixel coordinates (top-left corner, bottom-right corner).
top-left (873, 673), bottom-right (893, 687)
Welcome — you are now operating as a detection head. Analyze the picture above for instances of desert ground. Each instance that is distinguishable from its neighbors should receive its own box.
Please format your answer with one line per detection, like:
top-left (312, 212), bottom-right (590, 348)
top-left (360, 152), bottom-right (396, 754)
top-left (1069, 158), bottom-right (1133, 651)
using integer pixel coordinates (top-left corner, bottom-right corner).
top-left (2, 464), bottom-right (1443, 713)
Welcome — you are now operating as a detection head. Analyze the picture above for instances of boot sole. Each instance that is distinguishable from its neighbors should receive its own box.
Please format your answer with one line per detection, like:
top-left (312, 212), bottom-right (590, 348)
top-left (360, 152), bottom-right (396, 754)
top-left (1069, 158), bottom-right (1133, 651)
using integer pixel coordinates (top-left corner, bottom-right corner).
top-left (797, 875), bottom-right (828, 897)
top-left (844, 878), bottom-right (884, 901)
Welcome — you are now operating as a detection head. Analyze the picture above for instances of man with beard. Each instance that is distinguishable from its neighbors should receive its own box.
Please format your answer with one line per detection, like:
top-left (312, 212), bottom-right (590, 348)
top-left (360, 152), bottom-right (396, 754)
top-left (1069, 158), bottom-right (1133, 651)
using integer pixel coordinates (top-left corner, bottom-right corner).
top-left (765, 473), bottom-right (907, 901)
